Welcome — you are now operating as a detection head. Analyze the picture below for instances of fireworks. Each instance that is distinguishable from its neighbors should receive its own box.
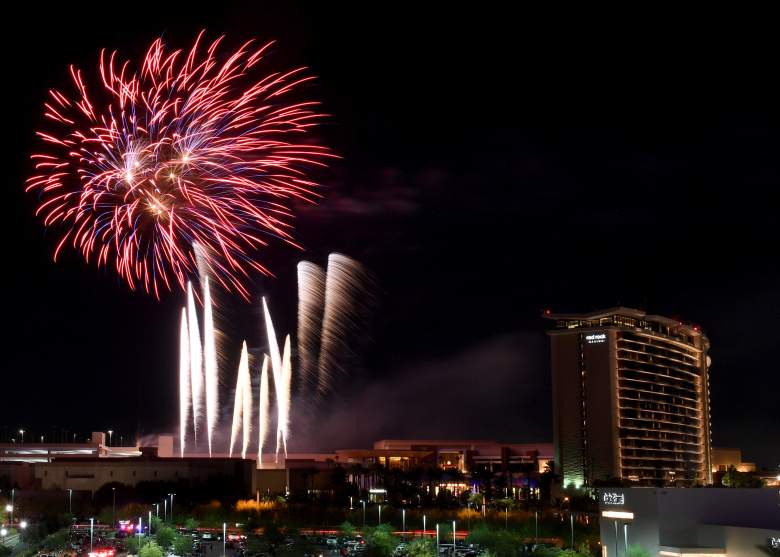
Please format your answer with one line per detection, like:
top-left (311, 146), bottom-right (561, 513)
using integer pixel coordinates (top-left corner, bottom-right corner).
top-left (178, 308), bottom-right (190, 458)
top-left (296, 261), bottom-right (325, 396)
top-left (229, 341), bottom-right (253, 459)
top-left (316, 253), bottom-right (374, 395)
top-left (26, 32), bottom-right (333, 299)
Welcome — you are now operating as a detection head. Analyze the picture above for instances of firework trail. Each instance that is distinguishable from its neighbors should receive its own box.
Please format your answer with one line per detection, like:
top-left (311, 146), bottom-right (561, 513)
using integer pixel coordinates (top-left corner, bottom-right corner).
top-left (242, 350), bottom-right (253, 460)
top-left (296, 261), bottom-right (325, 396)
top-left (316, 253), bottom-right (373, 395)
top-left (187, 283), bottom-right (203, 443)
top-left (258, 355), bottom-right (270, 467)
top-left (202, 278), bottom-right (219, 457)
top-left (26, 32), bottom-right (334, 300)
top-left (178, 308), bottom-right (190, 458)
top-left (229, 341), bottom-right (252, 458)
top-left (279, 334), bottom-right (292, 458)
top-left (261, 297), bottom-right (290, 461)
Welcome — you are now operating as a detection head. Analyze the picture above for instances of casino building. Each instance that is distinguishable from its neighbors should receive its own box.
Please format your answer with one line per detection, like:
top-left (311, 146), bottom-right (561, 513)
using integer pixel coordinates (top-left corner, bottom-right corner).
top-left (545, 307), bottom-right (712, 487)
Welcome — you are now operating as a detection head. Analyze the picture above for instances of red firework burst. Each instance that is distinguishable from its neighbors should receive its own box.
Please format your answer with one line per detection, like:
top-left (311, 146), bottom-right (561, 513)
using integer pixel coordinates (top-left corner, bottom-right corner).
top-left (26, 31), bottom-right (334, 300)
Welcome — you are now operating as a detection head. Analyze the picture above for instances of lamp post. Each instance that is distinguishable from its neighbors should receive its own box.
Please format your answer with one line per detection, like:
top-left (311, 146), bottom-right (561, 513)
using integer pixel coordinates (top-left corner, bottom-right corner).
top-left (350, 496), bottom-right (353, 510)
top-left (378, 504), bottom-right (382, 525)
top-left (108, 430), bottom-right (113, 447)
top-left (452, 520), bottom-right (456, 550)
top-left (112, 488), bottom-right (116, 525)
top-left (68, 489), bottom-right (73, 515)
top-left (614, 520), bottom-right (619, 557)
top-left (436, 524), bottom-right (439, 554)
top-left (361, 500), bottom-right (366, 528)
top-left (148, 511), bottom-right (152, 536)
top-left (19, 430), bottom-right (24, 444)
top-left (89, 517), bottom-right (94, 553)
top-left (222, 522), bottom-right (226, 557)
top-left (10, 488), bottom-right (14, 525)
top-left (164, 499), bottom-right (167, 522)
top-left (1, 528), bottom-right (7, 547)
top-left (423, 515), bottom-right (426, 537)
top-left (505, 506), bottom-right (508, 529)
top-left (535, 510), bottom-right (538, 544)
top-left (570, 513), bottom-right (574, 548)
top-left (624, 523), bottom-right (629, 556)
top-left (402, 509), bottom-right (405, 534)
top-left (169, 493), bottom-right (175, 524)
top-left (155, 504), bottom-right (159, 519)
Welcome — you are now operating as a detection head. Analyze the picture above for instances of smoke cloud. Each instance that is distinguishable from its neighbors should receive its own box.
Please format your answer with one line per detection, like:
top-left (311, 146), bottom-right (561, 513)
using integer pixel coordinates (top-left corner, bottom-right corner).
top-left (291, 331), bottom-right (551, 451)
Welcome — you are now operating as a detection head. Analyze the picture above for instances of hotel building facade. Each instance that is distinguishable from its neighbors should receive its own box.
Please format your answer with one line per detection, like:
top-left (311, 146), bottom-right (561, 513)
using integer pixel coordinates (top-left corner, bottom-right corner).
top-left (545, 307), bottom-right (712, 487)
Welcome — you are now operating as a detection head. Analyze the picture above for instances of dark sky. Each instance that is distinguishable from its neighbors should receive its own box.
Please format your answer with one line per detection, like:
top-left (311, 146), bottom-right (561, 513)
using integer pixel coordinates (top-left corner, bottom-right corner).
top-left (2, 4), bottom-right (778, 468)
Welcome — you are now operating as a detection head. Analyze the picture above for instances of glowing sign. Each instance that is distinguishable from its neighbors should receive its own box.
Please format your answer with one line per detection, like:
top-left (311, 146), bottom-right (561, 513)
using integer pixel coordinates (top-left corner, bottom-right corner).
top-left (602, 492), bottom-right (625, 505)
top-left (602, 511), bottom-right (634, 520)
top-left (586, 333), bottom-right (607, 344)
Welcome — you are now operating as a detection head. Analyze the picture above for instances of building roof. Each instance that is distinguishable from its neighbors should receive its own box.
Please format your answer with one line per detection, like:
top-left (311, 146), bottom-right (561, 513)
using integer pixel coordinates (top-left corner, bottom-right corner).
top-left (543, 306), bottom-right (705, 338)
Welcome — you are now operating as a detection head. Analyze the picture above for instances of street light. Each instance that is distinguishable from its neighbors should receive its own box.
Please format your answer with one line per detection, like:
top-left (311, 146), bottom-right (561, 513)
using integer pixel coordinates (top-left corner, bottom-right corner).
top-left (10, 488), bottom-right (14, 524)
top-left (155, 504), bottom-right (159, 519)
top-left (112, 488), bottom-right (116, 525)
top-left (108, 430), bottom-right (113, 447)
top-left (402, 509), bottom-right (405, 533)
top-left (535, 510), bottom-right (539, 544)
top-left (378, 504), bottom-right (382, 525)
top-left (89, 517), bottom-right (94, 553)
top-left (361, 500), bottom-right (366, 528)
top-left (435, 524), bottom-right (439, 554)
top-left (614, 520), bottom-right (620, 557)
top-left (19, 430), bottom-right (24, 444)
top-left (624, 523), bottom-right (629, 556)
top-left (222, 522), bottom-right (226, 557)
top-left (169, 493), bottom-right (175, 524)
top-left (20, 520), bottom-right (27, 530)
top-left (452, 520), bottom-right (456, 550)
top-left (570, 513), bottom-right (575, 548)
top-left (1, 528), bottom-right (7, 546)
top-left (422, 514), bottom-right (426, 537)
top-left (164, 499), bottom-right (167, 522)
top-left (68, 489), bottom-right (73, 515)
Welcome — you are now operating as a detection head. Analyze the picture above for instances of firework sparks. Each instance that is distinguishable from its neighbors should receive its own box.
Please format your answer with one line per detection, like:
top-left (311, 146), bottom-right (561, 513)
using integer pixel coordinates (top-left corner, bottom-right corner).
top-left (203, 278), bottom-right (219, 457)
top-left (316, 253), bottom-right (373, 395)
top-left (258, 355), bottom-right (270, 467)
top-left (26, 32), bottom-right (334, 299)
top-left (187, 283), bottom-right (204, 443)
top-left (178, 308), bottom-right (190, 458)
top-left (262, 297), bottom-right (290, 460)
top-left (296, 261), bottom-right (325, 396)
top-left (229, 341), bottom-right (251, 458)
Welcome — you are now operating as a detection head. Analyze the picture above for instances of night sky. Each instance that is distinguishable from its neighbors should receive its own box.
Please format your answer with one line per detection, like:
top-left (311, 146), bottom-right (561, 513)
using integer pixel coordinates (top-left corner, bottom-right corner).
top-left (2, 5), bottom-right (778, 468)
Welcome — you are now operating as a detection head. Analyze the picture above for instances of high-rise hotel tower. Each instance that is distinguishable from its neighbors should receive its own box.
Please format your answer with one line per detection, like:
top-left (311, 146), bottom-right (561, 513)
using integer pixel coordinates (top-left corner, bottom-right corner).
top-left (545, 307), bottom-right (712, 487)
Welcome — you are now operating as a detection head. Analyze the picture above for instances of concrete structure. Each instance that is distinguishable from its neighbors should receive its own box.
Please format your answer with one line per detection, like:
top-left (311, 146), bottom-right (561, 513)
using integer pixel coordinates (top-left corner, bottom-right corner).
top-left (545, 307), bottom-right (712, 487)
top-left (597, 487), bottom-right (780, 557)
top-left (712, 448), bottom-right (756, 474)
top-left (369, 439), bottom-right (553, 473)
top-left (0, 432), bottom-right (140, 463)
top-left (1, 435), bottom-right (553, 499)
top-left (32, 454), bottom-right (254, 494)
